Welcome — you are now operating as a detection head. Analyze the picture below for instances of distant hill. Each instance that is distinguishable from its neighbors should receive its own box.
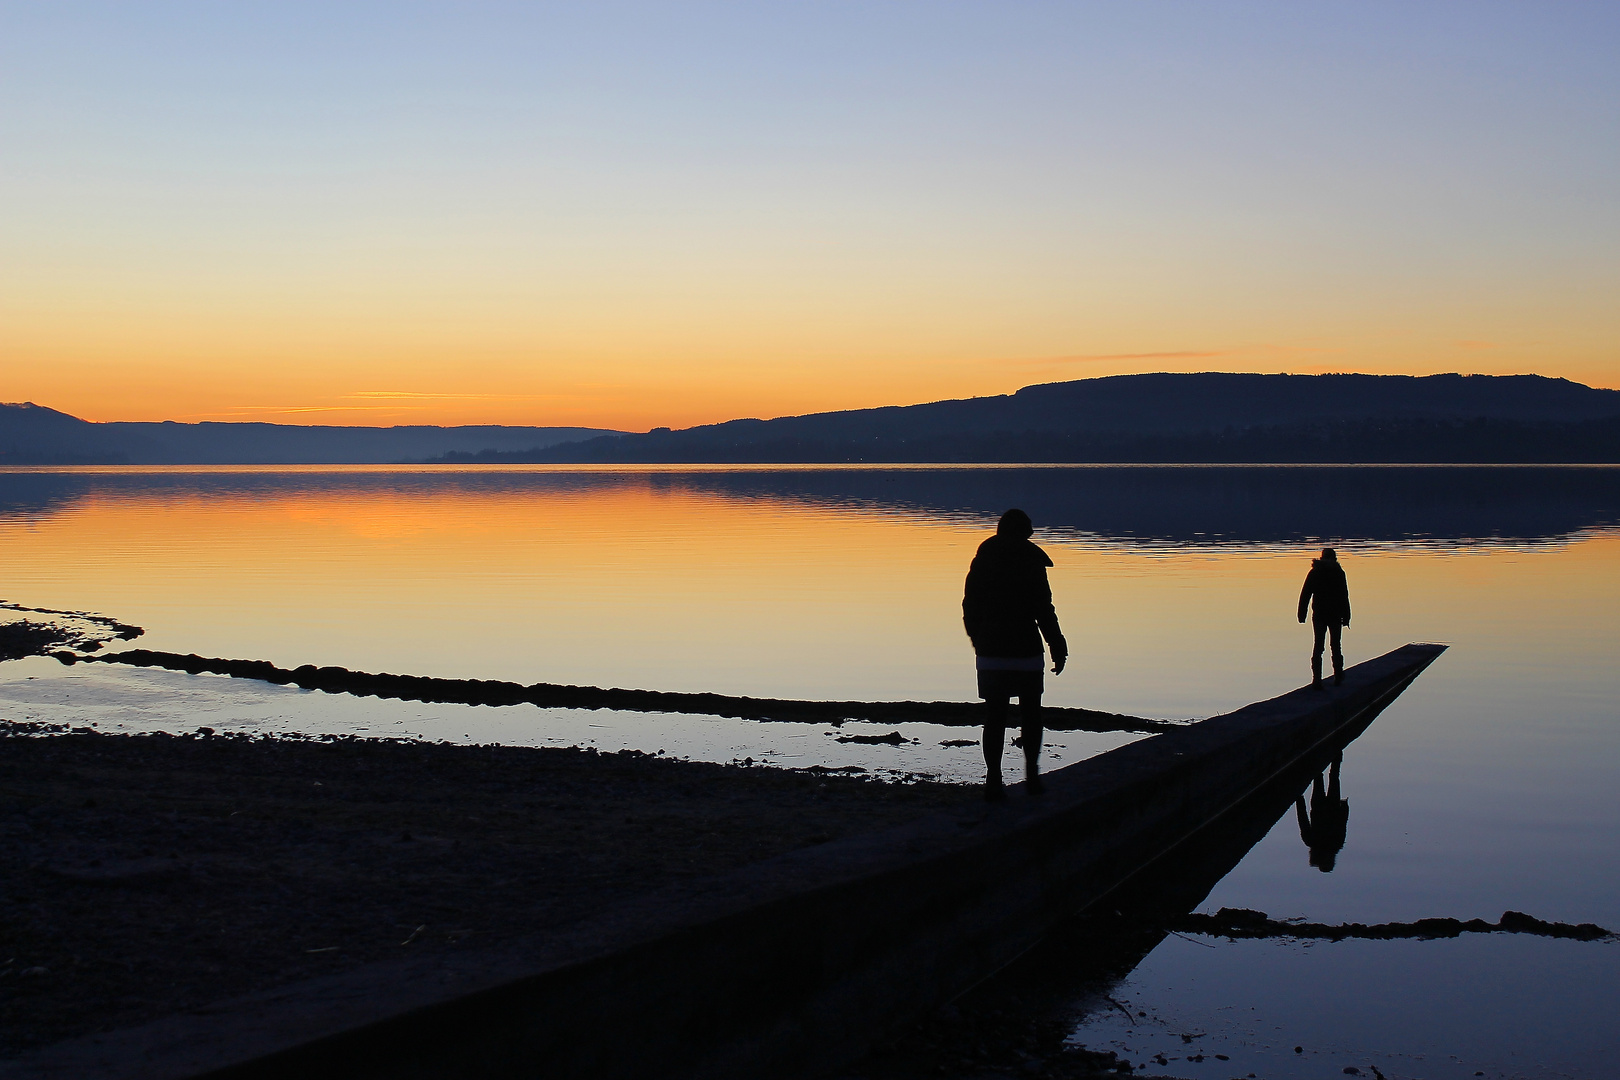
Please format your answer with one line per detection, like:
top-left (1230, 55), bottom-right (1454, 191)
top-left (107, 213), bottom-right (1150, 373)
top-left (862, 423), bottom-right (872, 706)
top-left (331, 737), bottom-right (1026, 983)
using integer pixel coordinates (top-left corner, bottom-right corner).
top-left (10, 373), bottom-right (1620, 465)
top-left (455, 373), bottom-right (1620, 464)
top-left (0, 403), bottom-right (618, 465)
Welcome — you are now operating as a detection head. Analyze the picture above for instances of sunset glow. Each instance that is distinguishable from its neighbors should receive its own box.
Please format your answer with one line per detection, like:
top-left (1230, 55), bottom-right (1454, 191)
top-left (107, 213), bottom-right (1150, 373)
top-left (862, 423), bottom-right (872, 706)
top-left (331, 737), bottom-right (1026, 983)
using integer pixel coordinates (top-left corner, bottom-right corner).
top-left (4, 3), bottom-right (1618, 428)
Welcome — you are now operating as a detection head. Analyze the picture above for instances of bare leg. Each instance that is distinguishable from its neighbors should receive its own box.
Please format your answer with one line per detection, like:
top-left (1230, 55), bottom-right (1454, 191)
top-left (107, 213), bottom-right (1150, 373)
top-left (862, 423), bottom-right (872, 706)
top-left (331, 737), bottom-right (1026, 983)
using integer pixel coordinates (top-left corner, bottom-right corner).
top-left (982, 696), bottom-right (1009, 800)
top-left (1019, 692), bottom-right (1044, 794)
top-left (1311, 619), bottom-right (1328, 687)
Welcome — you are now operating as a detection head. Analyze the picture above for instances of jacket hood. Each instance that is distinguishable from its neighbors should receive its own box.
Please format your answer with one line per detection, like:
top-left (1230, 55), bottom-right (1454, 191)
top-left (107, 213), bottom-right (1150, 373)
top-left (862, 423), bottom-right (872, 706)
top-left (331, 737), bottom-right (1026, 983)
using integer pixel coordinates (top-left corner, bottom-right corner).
top-left (978, 533), bottom-right (1053, 567)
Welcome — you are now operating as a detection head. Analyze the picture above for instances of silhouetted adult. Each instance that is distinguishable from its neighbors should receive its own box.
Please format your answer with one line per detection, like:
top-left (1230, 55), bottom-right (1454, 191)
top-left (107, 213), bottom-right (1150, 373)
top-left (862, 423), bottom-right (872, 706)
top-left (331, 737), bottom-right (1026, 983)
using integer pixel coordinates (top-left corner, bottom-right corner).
top-left (1294, 753), bottom-right (1349, 871)
top-left (1297, 546), bottom-right (1351, 688)
top-left (963, 508), bottom-right (1067, 801)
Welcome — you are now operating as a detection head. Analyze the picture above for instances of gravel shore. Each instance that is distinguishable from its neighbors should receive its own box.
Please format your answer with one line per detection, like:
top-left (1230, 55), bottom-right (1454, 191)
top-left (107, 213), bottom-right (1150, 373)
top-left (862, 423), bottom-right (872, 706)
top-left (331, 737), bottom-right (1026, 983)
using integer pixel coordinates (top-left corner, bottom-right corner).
top-left (0, 722), bottom-right (968, 1057)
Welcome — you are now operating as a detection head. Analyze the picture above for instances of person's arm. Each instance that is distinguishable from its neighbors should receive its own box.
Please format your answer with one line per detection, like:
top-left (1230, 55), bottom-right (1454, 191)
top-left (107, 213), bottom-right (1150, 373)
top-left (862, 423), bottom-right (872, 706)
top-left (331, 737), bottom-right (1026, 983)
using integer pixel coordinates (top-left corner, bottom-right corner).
top-left (1040, 612), bottom-right (1067, 674)
top-left (1298, 571), bottom-right (1314, 623)
top-left (1034, 565), bottom-right (1067, 674)
top-left (962, 563), bottom-right (985, 647)
top-left (1342, 576), bottom-right (1351, 627)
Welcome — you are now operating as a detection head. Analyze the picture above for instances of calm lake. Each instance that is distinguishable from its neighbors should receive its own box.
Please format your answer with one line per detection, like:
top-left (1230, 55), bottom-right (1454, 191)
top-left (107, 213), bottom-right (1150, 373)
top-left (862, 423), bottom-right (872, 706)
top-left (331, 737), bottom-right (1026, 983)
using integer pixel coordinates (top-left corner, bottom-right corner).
top-left (2, 464), bottom-right (1617, 1078)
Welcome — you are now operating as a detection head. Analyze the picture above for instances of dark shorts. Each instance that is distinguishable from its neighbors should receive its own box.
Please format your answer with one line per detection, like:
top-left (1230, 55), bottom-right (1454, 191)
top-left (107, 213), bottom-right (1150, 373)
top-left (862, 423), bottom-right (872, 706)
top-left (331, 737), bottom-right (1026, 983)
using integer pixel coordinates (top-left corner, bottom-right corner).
top-left (976, 668), bottom-right (1043, 701)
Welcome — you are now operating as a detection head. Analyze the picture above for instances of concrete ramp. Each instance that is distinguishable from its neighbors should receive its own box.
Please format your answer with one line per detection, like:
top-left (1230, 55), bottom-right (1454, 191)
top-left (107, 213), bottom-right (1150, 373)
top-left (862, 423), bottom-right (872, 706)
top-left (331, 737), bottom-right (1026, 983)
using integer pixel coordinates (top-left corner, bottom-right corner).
top-left (3, 644), bottom-right (1445, 1080)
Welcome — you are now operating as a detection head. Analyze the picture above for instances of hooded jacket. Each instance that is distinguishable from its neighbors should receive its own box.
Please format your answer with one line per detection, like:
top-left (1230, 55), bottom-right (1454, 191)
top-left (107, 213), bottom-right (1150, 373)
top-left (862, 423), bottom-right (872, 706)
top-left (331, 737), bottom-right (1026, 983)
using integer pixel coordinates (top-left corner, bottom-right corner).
top-left (962, 534), bottom-right (1066, 659)
top-left (1298, 557), bottom-right (1351, 624)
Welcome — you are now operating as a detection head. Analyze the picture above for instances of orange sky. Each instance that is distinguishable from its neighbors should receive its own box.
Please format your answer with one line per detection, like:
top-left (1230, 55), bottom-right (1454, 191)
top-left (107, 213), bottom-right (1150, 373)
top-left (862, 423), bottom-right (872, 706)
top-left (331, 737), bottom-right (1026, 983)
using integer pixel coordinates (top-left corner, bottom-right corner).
top-left (4, 4), bottom-right (1617, 431)
top-left (9, 296), bottom-right (1616, 431)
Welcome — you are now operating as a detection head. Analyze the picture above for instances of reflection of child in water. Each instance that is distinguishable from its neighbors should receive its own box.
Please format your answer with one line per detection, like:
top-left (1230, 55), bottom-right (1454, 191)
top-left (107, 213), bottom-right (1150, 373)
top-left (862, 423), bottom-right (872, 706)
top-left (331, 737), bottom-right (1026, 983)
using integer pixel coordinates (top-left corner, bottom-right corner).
top-left (1295, 754), bottom-right (1349, 872)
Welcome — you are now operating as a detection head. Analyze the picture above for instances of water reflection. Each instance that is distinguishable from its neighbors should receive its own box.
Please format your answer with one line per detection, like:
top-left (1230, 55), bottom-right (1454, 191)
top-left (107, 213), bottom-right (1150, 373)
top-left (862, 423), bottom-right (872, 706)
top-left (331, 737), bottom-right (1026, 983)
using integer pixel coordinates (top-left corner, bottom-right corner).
top-left (1296, 754), bottom-right (1349, 872)
top-left (3, 464), bottom-right (1619, 715)
top-left (672, 465), bottom-right (1620, 547)
top-left (2, 464), bottom-right (1610, 1078)
top-left (853, 694), bottom-right (1393, 1078)
top-left (4, 464), bottom-right (1620, 546)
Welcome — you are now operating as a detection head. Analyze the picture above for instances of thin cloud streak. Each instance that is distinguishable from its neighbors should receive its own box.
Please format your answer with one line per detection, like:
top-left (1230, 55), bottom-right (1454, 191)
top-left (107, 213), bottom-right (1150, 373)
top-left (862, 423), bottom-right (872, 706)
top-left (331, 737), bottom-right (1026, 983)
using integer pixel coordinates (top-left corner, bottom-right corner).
top-left (188, 406), bottom-right (421, 418)
top-left (1008, 343), bottom-right (1350, 370)
top-left (349, 392), bottom-right (589, 402)
top-left (349, 392), bottom-right (510, 401)
top-left (1063, 351), bottom-right (1229, 362)
top-left (1003, 350), bottom-right (1229, 369)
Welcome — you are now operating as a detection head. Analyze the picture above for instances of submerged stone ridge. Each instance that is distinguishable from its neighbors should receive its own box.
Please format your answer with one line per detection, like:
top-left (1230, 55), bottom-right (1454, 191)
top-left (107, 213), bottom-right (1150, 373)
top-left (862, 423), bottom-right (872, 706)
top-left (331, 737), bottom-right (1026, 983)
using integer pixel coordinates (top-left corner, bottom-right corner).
top-left (53, 647), bottom-right (1167, 734)
top-left (0, 602), bottom-right (143, 660)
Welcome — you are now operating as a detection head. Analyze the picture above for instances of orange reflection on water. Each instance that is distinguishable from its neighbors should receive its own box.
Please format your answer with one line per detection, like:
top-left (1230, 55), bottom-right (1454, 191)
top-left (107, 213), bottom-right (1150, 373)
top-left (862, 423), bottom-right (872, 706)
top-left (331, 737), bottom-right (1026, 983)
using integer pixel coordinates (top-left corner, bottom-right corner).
top-left (1, 476), bottom-right (988, 701)
top-left (4, 468), bottom-right (1619, 716)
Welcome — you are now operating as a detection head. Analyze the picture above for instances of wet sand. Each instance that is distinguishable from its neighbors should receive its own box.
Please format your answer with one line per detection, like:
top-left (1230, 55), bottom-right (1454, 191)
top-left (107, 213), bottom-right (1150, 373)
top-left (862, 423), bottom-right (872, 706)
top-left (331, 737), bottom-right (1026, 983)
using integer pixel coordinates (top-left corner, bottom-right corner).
top-left (0, 723), bottom-right (969, 1058)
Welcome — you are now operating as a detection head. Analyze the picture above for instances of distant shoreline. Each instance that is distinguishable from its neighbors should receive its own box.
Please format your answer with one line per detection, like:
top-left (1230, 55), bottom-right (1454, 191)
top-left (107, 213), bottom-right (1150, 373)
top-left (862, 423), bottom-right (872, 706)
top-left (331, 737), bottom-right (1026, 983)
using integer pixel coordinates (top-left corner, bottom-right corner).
top-left (421, 417), bottom-right (1620, 466)
top-left (6, 461), bottom-right (1620, 471)
top-left (9, 373), bottom-right (1620, 466)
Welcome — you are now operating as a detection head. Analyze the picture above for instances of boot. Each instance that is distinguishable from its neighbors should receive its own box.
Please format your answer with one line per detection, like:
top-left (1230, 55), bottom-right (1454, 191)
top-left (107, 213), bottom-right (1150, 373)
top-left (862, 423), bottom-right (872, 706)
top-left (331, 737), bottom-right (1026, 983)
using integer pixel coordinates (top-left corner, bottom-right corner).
top-left (1025, 756), bottom-right (1045, 796)
top-left (1311, 657), bottom-right (1323, 690)
top-left (1333, 658), bottom-right (1344, 686)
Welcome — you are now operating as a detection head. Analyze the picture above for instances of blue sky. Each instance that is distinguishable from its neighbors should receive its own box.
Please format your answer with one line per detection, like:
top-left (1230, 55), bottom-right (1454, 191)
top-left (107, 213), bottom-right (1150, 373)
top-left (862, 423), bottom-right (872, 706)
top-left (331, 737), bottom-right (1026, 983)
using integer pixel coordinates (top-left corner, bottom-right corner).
top-left (4, 2), bottom-right (1617, 427)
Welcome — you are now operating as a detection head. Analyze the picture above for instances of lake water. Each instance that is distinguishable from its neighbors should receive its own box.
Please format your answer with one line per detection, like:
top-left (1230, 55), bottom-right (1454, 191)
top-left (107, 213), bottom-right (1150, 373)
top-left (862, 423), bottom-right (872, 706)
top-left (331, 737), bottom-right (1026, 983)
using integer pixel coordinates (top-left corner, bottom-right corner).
top-left (1, 464), bottom-right (1617, 1077)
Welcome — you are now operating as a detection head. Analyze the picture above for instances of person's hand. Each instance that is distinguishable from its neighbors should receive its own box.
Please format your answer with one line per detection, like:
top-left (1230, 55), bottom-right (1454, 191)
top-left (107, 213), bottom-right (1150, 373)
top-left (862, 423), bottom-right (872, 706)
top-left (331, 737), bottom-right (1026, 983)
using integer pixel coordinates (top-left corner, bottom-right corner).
top-left (1342, 617), bottom-right (1351, 628)
top-left (1051, 648), bottom-right (1067, 675)
top-left (1298, 614), bottom-right (1306, 624)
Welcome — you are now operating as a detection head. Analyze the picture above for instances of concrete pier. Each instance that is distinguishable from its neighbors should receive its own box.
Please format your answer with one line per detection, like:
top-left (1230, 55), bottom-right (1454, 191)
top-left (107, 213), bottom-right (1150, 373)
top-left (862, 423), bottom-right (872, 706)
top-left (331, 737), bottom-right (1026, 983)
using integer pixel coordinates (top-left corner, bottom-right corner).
top-left (3, 643), bottom-right (1444, 1080)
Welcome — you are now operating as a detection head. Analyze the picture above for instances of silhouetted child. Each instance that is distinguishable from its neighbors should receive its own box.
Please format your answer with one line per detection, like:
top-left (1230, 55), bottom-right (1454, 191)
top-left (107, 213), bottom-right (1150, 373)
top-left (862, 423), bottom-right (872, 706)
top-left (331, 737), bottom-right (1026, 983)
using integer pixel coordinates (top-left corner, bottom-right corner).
top-left (1295, 754), bottom-right (1349, 871)
top-left (1297, 546), bottom-right (1351, 687)
top-left (962, 508), bottom-right (1068, 801)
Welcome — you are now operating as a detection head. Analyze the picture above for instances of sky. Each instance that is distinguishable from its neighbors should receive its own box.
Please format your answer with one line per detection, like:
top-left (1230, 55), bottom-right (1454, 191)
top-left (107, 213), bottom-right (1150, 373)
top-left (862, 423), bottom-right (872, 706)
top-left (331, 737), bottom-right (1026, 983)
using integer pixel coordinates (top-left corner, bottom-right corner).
top-left (2, 2), bottom-right (1618, 432)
